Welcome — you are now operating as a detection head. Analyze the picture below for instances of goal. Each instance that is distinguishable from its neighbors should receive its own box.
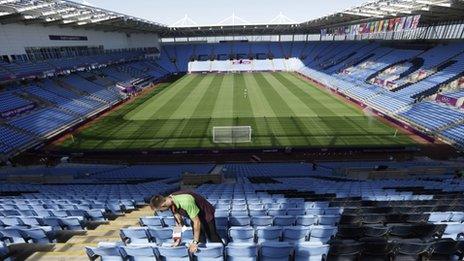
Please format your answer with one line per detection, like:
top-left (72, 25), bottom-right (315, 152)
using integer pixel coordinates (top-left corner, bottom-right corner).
top-left (213, 126), bottom-right (252, 143)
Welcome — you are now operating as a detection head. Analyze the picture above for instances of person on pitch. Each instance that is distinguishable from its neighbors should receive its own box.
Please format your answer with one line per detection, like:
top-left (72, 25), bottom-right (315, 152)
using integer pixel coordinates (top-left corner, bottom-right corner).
top-left (150, 191), bottom-right (222, 253)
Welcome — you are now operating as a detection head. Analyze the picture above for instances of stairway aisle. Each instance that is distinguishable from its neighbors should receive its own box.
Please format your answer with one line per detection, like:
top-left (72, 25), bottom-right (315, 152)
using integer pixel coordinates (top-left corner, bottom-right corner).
top-left (26, 206), bottom-right (153, 261)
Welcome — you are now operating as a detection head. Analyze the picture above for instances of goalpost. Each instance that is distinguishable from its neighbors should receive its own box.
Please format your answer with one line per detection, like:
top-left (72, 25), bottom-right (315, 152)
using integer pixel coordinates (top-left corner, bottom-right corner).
top-left (213, 126), bottom-right (252, 143)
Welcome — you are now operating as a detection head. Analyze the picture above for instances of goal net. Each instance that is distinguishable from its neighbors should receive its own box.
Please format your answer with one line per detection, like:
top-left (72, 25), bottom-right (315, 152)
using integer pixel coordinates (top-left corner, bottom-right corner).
top-left (213, 126), bottom-right (252, 143)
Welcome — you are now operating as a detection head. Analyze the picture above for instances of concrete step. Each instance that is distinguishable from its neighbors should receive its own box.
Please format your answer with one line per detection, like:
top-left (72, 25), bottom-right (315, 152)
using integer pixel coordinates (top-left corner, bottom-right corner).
top-left (25, 206), bottom-right (153, 260)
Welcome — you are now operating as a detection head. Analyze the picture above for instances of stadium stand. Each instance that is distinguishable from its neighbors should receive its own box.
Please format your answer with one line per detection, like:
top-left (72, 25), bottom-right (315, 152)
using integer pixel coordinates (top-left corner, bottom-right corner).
top-left (3, 161), bottom-right (464, 260)
top-left (11, 162), bottom-right (452, 260)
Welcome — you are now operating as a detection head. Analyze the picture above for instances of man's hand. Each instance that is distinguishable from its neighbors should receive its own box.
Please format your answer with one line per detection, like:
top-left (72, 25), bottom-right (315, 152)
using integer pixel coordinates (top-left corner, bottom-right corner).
top-left (188, 242), bottom-right (198, 253)
top-left (172, 238), bottom-right (181, 247)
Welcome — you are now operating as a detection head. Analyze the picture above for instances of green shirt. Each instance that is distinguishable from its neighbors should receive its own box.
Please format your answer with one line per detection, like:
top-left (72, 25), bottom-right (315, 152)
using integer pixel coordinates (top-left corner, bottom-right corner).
top-left (171, 194), bottom-right (200, 219)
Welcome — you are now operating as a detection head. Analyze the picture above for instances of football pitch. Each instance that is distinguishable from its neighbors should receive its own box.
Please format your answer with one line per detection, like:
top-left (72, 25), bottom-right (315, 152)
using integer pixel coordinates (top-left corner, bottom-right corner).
top-left (57, 72), bottom-right (418, 151)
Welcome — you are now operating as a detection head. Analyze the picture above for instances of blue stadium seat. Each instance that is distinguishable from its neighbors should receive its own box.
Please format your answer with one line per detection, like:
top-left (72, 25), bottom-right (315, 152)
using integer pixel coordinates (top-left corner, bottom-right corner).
top-left (309, 226), bottom-right (337, 244)
top-left (40, 217), bottom-right (62, 230)
top-left (157, 245), bottom-right (190, 261)
top-left (229, 227), bottom-right (254, 243)
top-left (324, 208), bottom-right (341, 215)
top-left (294, 242), bottom-right (329, 261)
top-left (450, 212), bottom-right (464, 222)
top-left (192, 243), bottom-right (224, 261)
top-left (251, 216), bottom-right (273, 227)
top-left (18, 210), bottom-right (37, 217)
top-left (85, 246), bottom-right (123, 261)
top-left (225, 243), bottom-right (258, 261)
top-left (305, 209), bottom-right (325, 215)
top-left (256, 227), bottom-right (282, 244)
top-left (19, 217), bottom-right (41, 227)
top-left (428, 212), bottom-right (452, 223)
top-left (267, 209), bottom-right (286, 216)
top-left (260, 242), bottom-right (294, 261)
top-left (296, 216), bottom-right (317, 226)
top-left (215, 210), bottom-right (229, 216)
top-left (0, 228), bottom-right (27, 244)
top-left (120, 245), bottom-right (157, 261)
top-left (60, 217), bottom-right (84, 230)
top-left (181, 227), bottom-right (194, 242)
top-left (20, 228), bottom-right (52, 244)
top-left (147, 227), bottom-right (173, 245)
top-left (88, 209), bottom-right (107, 222)
top-left (0, 218), bottom-right (24, 228)
top-left (249, 210), bottom-right (267, 216)
top-left (282, 226), bottom-right (310, 243)
top-left (287, 208), bottom-right (306, 216)
top-left (440, 223), bottom-right (464, 240)
top-left (274, 216), bottom-right (296, 226)
top-left (317, 215), bottom-right (340, 226)
top-left (66, 210), bottom-right (89, 219)
top-left (162, 217), bottom-right (177, 227)
top-left (229, 216), bottom-right (251, 227)
top-left (120, 228), bottom-right (150, 245)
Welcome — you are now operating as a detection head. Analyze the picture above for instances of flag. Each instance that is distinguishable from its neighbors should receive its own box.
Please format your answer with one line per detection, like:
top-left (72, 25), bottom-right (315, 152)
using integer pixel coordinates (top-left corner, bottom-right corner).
top-left (370, 22), bottom-right (376, 33)
top-left (364, 23), bottom-right (371, 33)
top-left (378, 20), bottom-right (384, 32)
top-left (374, 21), bottom-right (380, 32)
top-left (383, 19), bottom-right (389, 32)
top-left (388, 19), bottom-right (396, 31)
top-left (411, 15), bottom-right (421, 29)
top-left (398, 16), bottom-right (407, 31)
top-left (404, 16), bottom-right (413, 29)
top-left (394, 17), bottom-right (402, 31)
top-left (358, 23), bottom-right (365, 34)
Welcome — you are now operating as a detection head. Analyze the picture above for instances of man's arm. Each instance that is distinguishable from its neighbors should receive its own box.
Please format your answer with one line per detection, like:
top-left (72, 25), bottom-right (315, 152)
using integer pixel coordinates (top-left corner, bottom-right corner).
top-left (189, 215), bottom-right (201, 253)
top-left (191, 216), bottom-right (201, 242)
top-left (173, 212), bottom-right (184, 226)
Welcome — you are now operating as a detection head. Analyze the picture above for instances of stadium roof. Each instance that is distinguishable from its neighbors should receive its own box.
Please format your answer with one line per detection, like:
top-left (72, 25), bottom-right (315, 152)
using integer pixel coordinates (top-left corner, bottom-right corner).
top-left (0, 0), bottom-right (168, 34)
top-left (0, 0), bottom-right (463, 37)
top-left (300, 0), bottom-right (464, 31)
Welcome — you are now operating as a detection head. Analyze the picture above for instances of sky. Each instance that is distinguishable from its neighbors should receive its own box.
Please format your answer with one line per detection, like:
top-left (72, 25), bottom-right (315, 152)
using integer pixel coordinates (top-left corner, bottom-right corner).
top-left (78, 0), bottom-right (368, 26)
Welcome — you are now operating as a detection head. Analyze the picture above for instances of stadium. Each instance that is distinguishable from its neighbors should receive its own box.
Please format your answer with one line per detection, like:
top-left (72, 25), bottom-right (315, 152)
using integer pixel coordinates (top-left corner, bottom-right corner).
top-left (0, 0), bottom-right (464, 260)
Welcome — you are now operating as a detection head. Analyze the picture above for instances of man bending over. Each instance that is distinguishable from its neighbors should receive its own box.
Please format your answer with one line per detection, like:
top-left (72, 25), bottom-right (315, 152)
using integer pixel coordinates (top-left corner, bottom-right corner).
top-left (150, 190), bottom-right (222, 253)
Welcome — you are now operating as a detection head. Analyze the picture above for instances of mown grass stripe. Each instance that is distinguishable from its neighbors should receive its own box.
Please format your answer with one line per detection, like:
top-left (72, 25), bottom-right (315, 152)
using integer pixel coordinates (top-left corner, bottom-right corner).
top-left (243, 73), bottom-right (281, 147)
top-left (280, 72), bottom-right (413, 145)
top-left (253, 73), bottom-right (309, 146)
top-left (274, 72), bottom-right (386, 138)
top-left (170, 74), bottom-right (224, 148)
top-left (261, 72), bottom-right (333, 144)
top-left (211, 74), bottom-right (234, 119)
top-left (170, 74), bottom-right (216, 119)
top-left (124, 76), bottom-right (195, 120)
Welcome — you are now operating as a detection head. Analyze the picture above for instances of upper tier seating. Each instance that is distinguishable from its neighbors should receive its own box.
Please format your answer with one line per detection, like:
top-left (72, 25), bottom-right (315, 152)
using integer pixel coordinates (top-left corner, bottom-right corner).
top-left (441, 125), bottom-right (464, 149)
top-left (62, 75), bottom-right (122, 104)
top-left (8, 108), bottom-right (77, 137)
top-left (0, 126), bottom-right (34, 154)
top-left (0, 91), bottom-right (34, 114)
top-left (398, 102), bottom-right (464, 132)
top-left (22, 85), bottom-right (96, 116)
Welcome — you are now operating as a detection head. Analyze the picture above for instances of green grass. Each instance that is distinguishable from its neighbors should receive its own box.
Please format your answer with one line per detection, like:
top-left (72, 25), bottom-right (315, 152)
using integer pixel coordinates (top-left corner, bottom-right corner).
top-left (58, 72), bottom-right (418, 150)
